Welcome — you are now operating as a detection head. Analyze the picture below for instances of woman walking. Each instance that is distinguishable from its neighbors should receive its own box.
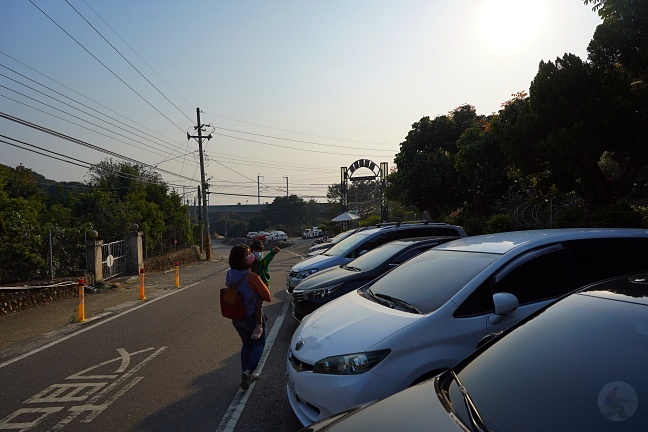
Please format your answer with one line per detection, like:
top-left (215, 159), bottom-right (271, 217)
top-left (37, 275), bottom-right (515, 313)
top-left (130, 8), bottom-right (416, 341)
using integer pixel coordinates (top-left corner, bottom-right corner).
top-left (225, 244), bottom-right (272, 390)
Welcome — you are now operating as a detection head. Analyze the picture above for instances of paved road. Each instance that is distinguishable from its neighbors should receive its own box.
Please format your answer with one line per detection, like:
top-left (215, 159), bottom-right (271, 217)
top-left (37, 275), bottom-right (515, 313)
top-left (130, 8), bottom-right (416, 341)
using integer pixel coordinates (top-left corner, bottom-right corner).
top-left (0, 239), bottom-right (311, 431)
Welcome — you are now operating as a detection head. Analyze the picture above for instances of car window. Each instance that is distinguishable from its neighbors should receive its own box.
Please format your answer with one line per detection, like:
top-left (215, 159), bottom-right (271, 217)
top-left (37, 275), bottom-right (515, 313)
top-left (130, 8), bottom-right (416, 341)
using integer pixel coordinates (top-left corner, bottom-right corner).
top-left (350, 232), bottom-right (395, 258)
top-left (322, 231), bottom-right (375, 256)
top-left (455, 245), bottom-right (574, 317)
top-left (565, 238), bottom-right (648, 286)
top-left (342, 242), bottom-right (409, 271)
top-left (369, 250), bottom-right (499, 313)
top-left (391, 245), bottom-right (437, 265)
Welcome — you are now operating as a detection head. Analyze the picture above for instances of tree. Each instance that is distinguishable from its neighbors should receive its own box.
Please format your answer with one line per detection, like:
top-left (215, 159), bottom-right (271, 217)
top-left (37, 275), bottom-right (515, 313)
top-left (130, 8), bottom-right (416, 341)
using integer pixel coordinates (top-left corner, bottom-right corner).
top-left (262, 195), bottom-right (307, 236)
top-left (585, 0), bottom-right (648, 82)
top-left (524, 53), bottom-right (646, 206)
top-left (386, 106), bottom-right (478, 218)
top-left (454, 118), bottom-right (510, 218)
top-left (0, 165), bottom-right (48, 282)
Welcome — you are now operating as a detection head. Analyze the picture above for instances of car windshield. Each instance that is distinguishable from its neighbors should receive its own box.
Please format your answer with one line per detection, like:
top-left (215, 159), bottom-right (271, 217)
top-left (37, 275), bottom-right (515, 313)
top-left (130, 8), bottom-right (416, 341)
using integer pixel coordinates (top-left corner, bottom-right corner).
top-left (322, 231), bottom-right (375, 257)
top-left (441, 293), bottom-right (648, 431)
top-left (342, 242), bottom-right (411, 272)
top-left (369, 250), bottom-right (498, 313)
top-left (330, 229), bottom-right (356, 243)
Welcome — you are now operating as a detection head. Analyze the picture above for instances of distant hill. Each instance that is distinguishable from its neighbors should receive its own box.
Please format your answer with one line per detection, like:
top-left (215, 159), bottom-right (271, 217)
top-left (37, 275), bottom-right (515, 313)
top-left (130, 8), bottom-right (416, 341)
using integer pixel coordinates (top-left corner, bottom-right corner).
top-left (1, 162), bottom-right (90, 199)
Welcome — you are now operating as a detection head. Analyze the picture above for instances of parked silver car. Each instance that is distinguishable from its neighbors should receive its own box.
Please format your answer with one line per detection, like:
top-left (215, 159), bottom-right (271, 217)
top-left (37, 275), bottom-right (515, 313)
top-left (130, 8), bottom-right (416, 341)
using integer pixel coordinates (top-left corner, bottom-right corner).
top-left (302, 270), bottom-right (648, 431)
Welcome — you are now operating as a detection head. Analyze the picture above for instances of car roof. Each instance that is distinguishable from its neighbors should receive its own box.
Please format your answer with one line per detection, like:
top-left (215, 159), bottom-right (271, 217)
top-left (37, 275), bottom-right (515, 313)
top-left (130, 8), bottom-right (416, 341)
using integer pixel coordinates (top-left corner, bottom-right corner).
top-left (578, 272), bottom-right (648, 306)
top-left (384, 236), bottom-right (459, 247)
top-left (435, 228), bottom-right (648, 255)
top-left (357, 222), bottom-right (464, 235)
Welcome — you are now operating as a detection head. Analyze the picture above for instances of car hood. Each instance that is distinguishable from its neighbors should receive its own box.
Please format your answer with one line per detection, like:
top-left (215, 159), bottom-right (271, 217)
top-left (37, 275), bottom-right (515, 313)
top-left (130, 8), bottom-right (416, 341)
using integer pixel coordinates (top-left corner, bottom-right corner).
top-left (307, 378), bottom-right (460, 431)
top-left (295, 266), bottom-right (365, 290)
top-left (291, 253), bottom-right (344, 272)
top-left (290, 293), bottom-right (420, 362)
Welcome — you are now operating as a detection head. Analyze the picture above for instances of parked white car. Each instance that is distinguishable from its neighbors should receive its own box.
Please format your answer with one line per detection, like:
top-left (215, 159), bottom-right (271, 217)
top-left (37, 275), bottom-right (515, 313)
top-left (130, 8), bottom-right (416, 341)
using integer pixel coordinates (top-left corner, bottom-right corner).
top-left (286, 228), bottom-right (648, 426)
top-left (268, 231), bottom-right (288, 241)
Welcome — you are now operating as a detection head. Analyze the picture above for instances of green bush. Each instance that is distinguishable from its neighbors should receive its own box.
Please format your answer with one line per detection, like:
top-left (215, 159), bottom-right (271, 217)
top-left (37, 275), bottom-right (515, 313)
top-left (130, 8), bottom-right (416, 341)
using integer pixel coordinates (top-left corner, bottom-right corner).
top-left (485, 214), bottom-right (515, 233)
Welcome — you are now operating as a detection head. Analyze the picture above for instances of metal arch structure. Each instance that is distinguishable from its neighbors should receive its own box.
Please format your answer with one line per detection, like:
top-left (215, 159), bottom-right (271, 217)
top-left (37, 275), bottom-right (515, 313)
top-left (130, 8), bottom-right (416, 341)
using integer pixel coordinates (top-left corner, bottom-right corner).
top-left (340, 159), bottom-right (389, 223)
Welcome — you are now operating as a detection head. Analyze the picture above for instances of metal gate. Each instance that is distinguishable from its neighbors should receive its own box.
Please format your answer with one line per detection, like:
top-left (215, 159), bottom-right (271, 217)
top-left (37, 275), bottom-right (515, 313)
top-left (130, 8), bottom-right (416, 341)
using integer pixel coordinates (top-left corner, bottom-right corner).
top-left (102, 239), bottom-right (128, 280)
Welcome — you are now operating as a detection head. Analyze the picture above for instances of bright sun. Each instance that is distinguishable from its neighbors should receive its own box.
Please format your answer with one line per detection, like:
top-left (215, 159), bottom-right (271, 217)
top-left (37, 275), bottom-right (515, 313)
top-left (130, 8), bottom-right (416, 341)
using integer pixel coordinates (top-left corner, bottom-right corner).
top-left (479, 0), bottom-right (545, 50)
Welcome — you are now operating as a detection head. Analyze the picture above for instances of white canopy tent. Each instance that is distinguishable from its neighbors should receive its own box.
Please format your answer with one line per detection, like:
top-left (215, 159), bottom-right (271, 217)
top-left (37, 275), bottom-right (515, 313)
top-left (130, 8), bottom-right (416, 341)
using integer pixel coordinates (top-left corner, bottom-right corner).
top-left (331, 212), bottom-right (360, 222)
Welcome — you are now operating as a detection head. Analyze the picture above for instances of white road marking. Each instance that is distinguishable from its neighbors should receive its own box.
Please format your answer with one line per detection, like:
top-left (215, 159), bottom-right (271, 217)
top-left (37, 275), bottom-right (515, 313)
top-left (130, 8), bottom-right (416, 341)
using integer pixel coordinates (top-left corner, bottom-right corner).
top-left (216, 298), bottom-right (290, 432)
top-left (0, 282), bottom-right (201, 370)
top-left (0, 347), bottom-right (166, 430)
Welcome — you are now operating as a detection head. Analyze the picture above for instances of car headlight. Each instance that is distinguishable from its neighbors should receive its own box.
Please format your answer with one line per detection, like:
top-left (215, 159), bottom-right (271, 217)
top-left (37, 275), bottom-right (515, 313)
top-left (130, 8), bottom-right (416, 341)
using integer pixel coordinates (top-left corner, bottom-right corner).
top-left (296, 268), bottom-right (319, 279)
top-left (303, 283), bottom-right (343, 299)
top-left (313, 350), bottom-right (391, 375)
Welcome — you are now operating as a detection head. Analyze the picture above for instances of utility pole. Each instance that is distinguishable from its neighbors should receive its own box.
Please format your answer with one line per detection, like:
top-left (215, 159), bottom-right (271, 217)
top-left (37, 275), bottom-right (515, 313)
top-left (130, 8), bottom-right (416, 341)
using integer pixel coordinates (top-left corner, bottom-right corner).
top-left (257, 175), bottom-right (264, 205)
top-left (187, 108), bottom-right (212, 260)
top-left (284, 176), bottom-right (288, 196)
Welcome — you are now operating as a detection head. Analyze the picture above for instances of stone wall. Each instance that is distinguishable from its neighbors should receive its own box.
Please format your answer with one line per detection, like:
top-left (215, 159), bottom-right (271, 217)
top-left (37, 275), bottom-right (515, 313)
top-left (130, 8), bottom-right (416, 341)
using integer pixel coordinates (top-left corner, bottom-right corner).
top-left (0, 246), bottom-right (202, 316)
top-left (0, 282), bottom-right (80, 316)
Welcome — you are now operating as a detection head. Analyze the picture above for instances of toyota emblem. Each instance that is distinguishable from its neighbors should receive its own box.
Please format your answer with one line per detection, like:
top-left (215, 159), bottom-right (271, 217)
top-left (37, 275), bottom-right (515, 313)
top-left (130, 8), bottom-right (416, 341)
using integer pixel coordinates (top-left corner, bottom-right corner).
top-left (295, 340), bottom-right (304, 351)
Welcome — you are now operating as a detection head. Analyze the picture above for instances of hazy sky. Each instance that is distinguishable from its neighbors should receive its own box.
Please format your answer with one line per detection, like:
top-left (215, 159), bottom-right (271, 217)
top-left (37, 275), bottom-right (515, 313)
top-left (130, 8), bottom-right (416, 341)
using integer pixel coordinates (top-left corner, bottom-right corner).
top-left (0, 0), bottom-right (602, 206)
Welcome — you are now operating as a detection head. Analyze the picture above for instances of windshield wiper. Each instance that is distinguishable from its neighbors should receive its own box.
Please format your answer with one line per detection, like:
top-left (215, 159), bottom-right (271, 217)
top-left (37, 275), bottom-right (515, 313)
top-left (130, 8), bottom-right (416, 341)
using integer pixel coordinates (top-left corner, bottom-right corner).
top-left (450, 371), bottom-right (491, 432)
top-left (375, 294), bottom-right (420, 314)
top-left (362, 288), bottom-right (393, 307)
top-left (343, 265), bottom-right (362, 272)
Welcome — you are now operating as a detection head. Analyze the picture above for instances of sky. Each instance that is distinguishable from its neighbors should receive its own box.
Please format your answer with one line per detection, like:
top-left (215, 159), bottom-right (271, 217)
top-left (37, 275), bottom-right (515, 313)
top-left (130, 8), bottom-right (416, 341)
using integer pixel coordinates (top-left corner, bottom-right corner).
top-left (0, 0), bottom-right (602, 206)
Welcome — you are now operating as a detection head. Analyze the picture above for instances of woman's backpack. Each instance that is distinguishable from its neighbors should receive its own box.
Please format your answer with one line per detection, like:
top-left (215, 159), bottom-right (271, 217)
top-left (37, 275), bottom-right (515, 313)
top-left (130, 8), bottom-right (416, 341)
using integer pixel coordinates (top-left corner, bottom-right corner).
top-left (220, 273), bottom-right (250, 320)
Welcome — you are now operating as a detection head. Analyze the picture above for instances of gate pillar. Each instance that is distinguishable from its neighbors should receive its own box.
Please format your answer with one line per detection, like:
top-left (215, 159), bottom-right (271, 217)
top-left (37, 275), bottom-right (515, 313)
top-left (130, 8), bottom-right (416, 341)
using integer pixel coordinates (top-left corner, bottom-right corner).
top-left (86, 238), bottom-right (104, 283)
top-left (127, 231), bottom-right (144, 275)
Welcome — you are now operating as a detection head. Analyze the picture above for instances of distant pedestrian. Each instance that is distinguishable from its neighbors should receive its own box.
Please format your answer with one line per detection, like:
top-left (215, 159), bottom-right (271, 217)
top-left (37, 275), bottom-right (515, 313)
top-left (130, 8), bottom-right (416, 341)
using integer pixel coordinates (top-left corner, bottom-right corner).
top-left (226, 244), bottom-right (271, 390)
top-left (249, 240), bottom-right (280, 339)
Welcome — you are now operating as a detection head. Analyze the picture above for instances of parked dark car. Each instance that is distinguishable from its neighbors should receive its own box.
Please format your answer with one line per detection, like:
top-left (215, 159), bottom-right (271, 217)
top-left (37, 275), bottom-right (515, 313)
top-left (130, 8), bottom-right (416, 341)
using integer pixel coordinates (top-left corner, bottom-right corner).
top-left (301, 271), bottom-right (648, 431)
top-left (292, 236), bottom-right (458, 321)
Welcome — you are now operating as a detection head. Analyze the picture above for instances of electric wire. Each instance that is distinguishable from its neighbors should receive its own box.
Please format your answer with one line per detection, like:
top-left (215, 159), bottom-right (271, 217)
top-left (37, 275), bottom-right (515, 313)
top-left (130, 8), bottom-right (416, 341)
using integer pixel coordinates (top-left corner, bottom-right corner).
top-left (0, 111), bottom-right (197, 183)
top-left (0, 75), bottom-right (186, 161)
top-left (213, 132), bottom-right (392, 156)
top-left (213, 126), bottom-right (395, 152)
top-left (0, 91), bottom-right (171, 161)
top-left (202, 111), bottom-right (393, 145)
top-left (0, 134), bottom-right (193, 190)
top-left (28, 0), bottom-right (186, 133)
top-left (0, 50), bottom-right (180, 145)
top-left (79, 0), bottom-right (195, 112)
top-left (0, 62), bottom-right (188, 154)
top-left (64, 0), bottom-right (193, 124)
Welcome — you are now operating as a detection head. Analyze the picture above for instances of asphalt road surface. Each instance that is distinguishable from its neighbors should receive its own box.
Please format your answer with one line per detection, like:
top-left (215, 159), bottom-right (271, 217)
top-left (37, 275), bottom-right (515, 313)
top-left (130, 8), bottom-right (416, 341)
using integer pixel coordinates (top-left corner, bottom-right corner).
top-left (0, 239), bottom-right (312, 432)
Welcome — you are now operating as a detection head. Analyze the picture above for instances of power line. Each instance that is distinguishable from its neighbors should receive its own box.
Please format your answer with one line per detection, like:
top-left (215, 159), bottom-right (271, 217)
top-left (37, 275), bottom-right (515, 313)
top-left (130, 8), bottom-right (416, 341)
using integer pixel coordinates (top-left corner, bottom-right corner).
top-left (1, 134), bottom-right (194, 190)
top-left (0, 49), bottom-right (181, 145)
top-left (79, 0), bottom-right (195, 112)
top-left (202, 111), bottom-right (393, 145)
top-left (0, 62), bottom-right (187, 153)
top-left (0, 111), bottom-right (197, 183)
top-left (212, 132), bottom-right (394, 156)
top-left (212, 126), bottom-right (395, 152)
top-left (0, 91), bottom-right (171, 161)
top-left (0, 75), bottom-right (187, 160)
top-left (64, 0), bottom-right (193, 124)
top-left (28, 0), bottom-right (186, 133)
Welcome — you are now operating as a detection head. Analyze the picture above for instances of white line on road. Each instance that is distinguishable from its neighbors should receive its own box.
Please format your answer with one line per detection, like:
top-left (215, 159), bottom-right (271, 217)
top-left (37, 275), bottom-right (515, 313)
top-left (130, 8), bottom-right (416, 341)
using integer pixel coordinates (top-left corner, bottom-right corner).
top-left (0, 281), bottom-right (203, 369)
top-left (216, 297), bottom-right (290, 432)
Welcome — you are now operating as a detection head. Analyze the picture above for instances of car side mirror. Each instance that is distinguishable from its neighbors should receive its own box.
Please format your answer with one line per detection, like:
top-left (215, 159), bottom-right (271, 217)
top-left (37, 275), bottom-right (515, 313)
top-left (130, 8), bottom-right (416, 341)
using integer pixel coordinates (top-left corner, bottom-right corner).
top-left (489, 292), bottom-right (519, 325)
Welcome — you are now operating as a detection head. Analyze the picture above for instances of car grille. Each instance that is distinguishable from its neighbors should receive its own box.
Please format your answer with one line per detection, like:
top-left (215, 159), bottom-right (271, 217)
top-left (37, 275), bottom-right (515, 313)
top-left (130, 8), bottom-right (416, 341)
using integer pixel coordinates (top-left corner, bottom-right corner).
top-left (289, 350), bottom-right (313, 372)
